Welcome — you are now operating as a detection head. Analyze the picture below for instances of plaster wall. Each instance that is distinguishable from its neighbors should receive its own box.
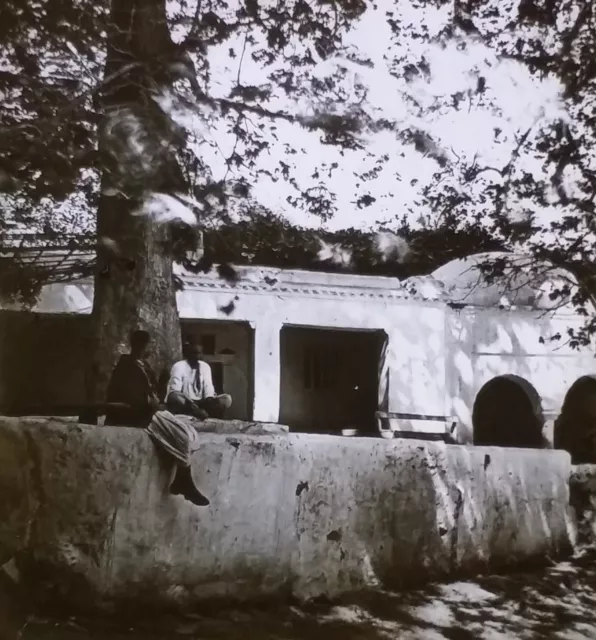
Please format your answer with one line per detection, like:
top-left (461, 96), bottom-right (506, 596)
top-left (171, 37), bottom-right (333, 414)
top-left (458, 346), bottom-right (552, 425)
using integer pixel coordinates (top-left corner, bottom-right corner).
top-left (176, 282), bottom-right (448, 426)
top-left (446, 307), bottom-right (596, 444)
top-left (0, 274), bottom-right (450, 427)
top-left (0, 282), bottom-right (94, 315)
top-left (2, 269), bottom-right (594, 440)
top-left (0, 418), bottom-right (575, 611)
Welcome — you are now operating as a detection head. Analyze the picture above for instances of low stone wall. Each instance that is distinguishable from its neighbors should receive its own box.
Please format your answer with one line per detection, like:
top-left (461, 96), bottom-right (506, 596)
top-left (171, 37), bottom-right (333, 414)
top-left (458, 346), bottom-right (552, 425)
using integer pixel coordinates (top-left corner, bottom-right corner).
top-left (0, 417), bottom-right (575, 612)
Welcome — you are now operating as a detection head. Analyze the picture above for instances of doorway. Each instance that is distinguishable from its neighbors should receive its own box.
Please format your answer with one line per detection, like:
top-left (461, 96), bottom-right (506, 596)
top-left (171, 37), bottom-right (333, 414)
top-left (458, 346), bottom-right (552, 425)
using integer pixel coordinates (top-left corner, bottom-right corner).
top-left (279, 326), bottom-right (385, 434)
top-left (473, 375), bottom-right (544, 448)
top-left (554, 375), bottom-right (596, 463)
top-left (181, 319), bottom-right (254, 420)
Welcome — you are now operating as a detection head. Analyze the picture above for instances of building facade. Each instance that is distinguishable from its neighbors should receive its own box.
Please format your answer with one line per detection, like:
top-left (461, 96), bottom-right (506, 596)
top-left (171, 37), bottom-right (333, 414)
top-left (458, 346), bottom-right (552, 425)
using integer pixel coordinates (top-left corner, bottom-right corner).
top-left (0, 251), bottom-right (594, 446)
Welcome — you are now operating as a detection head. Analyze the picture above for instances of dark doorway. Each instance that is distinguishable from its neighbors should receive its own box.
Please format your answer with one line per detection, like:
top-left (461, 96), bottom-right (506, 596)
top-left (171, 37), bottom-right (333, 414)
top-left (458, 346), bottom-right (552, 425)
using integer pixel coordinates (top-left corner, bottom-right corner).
top-left (554, 375), bottom-right (596, 463)
top-left (279, 326), bottom-right (385, 434)
top-left (181, 320), bottom-right (254, 420)
top-left (0, 311), bottom-right (91, 416)
top-left (473, 375), bottom-right (544, 448)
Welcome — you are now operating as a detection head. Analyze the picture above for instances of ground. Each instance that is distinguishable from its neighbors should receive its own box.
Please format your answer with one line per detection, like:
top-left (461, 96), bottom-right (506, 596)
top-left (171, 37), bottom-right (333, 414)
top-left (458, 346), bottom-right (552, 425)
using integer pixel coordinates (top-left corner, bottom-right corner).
top-left (5, 548), bottom-right (596, 640)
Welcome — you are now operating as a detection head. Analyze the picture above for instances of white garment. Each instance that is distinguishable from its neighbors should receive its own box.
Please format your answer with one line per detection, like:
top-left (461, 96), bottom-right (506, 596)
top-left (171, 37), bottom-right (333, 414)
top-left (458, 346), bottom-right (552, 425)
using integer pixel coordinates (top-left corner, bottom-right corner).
top-left (167, 359), bottom-right (216, 401)
top-left (146, 410), bottom-right (199, 466)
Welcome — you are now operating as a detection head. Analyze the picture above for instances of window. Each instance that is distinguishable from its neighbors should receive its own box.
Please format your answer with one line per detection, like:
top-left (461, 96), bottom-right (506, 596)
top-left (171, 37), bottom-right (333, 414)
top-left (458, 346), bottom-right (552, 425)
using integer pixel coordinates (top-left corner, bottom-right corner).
top-left (303, 346), bottom-right (339, 390)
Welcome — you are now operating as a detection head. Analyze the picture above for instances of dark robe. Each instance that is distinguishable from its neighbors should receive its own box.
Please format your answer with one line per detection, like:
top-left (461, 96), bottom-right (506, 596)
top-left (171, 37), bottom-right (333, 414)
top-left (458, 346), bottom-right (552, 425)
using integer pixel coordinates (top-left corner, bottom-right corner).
top-left (105, 354), bottom-right (159, 427)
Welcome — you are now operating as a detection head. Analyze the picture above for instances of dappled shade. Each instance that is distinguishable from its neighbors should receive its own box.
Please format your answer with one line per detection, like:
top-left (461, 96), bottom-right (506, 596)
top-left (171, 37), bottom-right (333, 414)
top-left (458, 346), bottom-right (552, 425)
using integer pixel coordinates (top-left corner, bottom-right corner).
top-left (473, 375), bottom-right (544, 448)
top-left (554, 376), bottom-right (596, 464)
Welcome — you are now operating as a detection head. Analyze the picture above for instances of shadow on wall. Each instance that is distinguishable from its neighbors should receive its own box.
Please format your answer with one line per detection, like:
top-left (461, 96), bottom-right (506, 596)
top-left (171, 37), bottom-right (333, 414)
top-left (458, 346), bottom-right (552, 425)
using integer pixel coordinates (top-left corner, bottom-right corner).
top-left (472, 375), bottom-right (545, 449)
top-left (555, 375), bottom-right (596, 464)
top-left (447, 311), bottom-right (549, 444)
top-left (448, 305), bottom-right (595, 447)
top-left (385, 305), bottom-right (447, 429)
top-left (0, 311), bottom-right (91, 415)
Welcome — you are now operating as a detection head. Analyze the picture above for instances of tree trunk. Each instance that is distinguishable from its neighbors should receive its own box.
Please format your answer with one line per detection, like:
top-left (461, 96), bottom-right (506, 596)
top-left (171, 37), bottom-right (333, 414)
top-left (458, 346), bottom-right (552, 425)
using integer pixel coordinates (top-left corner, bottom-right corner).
top-left (84, 0), bottom-right (186, 413)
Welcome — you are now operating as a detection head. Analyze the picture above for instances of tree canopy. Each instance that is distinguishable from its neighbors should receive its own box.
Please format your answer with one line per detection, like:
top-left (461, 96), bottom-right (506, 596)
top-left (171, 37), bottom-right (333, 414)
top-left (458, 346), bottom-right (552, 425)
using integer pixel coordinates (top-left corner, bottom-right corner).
top-left (403, 0), bottom-right (596, 344)
top-left (1, 0), bottom-right (595, 349)
top-left (0, 210), bottom-right (501, 305)
top-left (195, 210), bottom-right (503, 277)
top-left (0, 0), bottom-right (376, 229)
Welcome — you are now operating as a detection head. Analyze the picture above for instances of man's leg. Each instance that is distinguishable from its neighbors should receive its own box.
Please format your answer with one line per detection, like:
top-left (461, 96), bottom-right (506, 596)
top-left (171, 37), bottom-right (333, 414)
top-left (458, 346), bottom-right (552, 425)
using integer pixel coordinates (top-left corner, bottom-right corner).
top-left (105, 405), bottom-right (148, 427)
top-left (167, 392), bottom-right (208, 419)
top-left (198, 394), bottom-right (232, 419)
top-left (170, 464), bottom-right (210, 506)
top-left (147, 411), bottom-right (210, 507)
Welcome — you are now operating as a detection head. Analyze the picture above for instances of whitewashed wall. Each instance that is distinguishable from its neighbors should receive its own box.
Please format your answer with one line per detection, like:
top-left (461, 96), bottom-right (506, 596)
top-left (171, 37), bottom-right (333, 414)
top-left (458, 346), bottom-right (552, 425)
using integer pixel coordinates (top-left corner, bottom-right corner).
top-left (446, 307), bottom-right (595, 443)
top-left (175, 271), bottom-right (448, 425)
top-left (3, 263), bottom-right (594, 440)
top-left (2, 269), bottom-right (448, 428)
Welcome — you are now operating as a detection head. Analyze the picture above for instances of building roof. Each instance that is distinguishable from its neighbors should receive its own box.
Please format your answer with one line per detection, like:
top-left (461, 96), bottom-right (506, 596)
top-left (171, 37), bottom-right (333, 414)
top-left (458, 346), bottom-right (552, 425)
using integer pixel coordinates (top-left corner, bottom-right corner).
top-left (0, 236), bottom-right (583, 313)
top-left (427, 252), bottom-right (580, 311)
top-left (0, 234), bottom-right (94, 282)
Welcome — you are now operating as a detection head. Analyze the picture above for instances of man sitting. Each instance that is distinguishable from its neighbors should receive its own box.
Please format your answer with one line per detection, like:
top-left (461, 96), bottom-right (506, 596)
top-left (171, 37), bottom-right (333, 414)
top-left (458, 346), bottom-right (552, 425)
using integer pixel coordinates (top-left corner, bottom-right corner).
top-left (166, 341), bottom-right (232, 419)
top-left (105, 330), bottom-right (159, 427)
top-left (105, 331), bottom-right (212, 507)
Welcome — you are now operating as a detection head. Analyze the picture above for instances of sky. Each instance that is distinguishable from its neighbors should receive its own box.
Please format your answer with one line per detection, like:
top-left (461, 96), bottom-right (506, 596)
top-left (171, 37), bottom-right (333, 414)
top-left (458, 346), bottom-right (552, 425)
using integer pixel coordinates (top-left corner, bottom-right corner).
top-left (164, 0), bottom-right (568, 232)
top-left (1, 0), bottom-right (572, 238)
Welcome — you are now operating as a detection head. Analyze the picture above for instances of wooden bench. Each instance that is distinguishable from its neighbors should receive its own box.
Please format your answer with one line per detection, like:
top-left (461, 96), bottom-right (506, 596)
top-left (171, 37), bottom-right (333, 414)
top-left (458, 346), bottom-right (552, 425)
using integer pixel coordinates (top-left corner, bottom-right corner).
top-left (375, 411), bottom-right (456, 442)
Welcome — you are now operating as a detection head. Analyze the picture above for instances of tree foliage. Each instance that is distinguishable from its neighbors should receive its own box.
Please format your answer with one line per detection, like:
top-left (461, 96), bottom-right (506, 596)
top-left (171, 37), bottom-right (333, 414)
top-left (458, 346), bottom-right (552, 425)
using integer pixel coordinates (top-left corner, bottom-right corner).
top-left (1, 0), bottom-right (596, 347)
top-left (388, 0), bottom-right (596, 344)
top-left (194, 209), bottom-right (502, 277)
top-left (0, 211), bottom-right (501, 307)
top-left (0, 0), bottom-right (375, 231)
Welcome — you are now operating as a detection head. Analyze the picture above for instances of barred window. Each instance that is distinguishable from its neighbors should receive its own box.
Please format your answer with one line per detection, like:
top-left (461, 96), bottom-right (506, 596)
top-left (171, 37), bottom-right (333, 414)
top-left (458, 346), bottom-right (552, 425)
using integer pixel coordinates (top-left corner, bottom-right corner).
top-left (303, 346), bottom-right (339, 390)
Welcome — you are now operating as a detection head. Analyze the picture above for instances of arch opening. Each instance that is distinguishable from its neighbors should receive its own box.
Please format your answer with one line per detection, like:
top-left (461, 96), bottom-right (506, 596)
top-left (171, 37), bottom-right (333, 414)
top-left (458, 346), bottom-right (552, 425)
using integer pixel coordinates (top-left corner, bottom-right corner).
top-left (554, 375), bottom-right (596, 464)
top-left (473, 375), bottom-right (544, 448)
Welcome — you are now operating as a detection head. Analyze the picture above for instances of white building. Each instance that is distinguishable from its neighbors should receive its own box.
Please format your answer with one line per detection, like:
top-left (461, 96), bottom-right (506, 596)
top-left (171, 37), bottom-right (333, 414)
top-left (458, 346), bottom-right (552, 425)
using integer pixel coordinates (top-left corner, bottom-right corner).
top-left (0, 250), bottom-right (594, 446)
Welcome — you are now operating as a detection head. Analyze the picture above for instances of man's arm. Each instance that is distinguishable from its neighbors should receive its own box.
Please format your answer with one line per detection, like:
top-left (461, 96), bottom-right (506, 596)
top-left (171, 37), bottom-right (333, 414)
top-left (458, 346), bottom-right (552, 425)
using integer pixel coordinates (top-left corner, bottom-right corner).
top-left (106, 357), bottom-right (126, 403)
top-left (201, 361), bottom-right (216, 398)
top-left (144, 362), bottom-right (158, 392)
top-left (166, 362), bottom-right (185, 400)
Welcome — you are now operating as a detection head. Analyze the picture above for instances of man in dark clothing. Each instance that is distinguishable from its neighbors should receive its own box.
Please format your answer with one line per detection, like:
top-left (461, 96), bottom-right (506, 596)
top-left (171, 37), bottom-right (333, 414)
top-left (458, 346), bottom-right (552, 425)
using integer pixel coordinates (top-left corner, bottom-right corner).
top-left (105, 330), bottom-right (210, 507)
top-left (105, 330), bottom-right (160, 428)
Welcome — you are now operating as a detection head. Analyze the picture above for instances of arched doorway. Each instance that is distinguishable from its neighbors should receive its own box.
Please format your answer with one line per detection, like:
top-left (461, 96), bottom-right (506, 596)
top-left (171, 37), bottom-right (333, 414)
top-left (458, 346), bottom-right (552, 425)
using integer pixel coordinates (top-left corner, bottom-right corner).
top-left (473, 375), bottom-right (544, 448)
top-left (554, 375), bottom-right (596, 464)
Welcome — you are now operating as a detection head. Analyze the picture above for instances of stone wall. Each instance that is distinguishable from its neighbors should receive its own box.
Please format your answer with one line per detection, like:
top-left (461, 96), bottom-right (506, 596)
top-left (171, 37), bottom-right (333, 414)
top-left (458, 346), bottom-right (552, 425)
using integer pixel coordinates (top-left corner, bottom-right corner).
top-left (569, 464), bottom-right (596, 548)
top-left (0, 417), bottom-right (575, 613)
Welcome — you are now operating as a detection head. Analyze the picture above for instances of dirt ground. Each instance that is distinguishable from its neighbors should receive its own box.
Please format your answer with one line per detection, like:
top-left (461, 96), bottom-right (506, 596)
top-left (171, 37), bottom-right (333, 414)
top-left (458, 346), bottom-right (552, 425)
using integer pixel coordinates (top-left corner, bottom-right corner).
top-left (4, 549), bottom-right (596, 640)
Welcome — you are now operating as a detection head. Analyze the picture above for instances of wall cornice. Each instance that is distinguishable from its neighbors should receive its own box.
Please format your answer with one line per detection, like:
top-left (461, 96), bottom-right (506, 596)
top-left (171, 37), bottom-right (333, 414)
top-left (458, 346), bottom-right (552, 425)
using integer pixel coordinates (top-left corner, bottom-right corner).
top-left (176, 277), bottom-right (428, 304)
